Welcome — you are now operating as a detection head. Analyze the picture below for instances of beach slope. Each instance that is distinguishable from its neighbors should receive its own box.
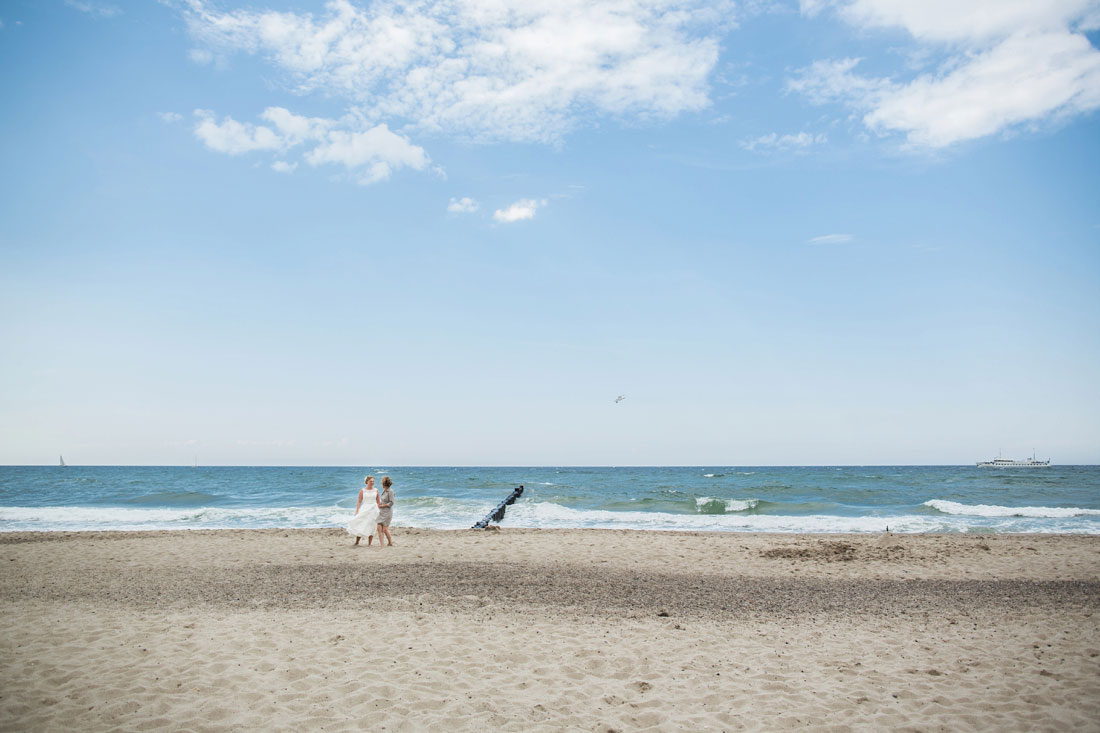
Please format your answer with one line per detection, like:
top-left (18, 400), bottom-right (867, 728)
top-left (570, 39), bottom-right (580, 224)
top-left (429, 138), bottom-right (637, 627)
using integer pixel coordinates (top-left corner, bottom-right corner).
top-left (2, 529), bottom-right (1098, 731)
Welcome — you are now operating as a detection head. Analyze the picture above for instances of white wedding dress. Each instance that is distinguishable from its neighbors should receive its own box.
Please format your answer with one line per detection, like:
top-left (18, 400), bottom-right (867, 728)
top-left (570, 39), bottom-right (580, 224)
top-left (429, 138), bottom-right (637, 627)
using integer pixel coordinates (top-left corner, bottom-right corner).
top-left (346, 488), bottom-right (381, 537)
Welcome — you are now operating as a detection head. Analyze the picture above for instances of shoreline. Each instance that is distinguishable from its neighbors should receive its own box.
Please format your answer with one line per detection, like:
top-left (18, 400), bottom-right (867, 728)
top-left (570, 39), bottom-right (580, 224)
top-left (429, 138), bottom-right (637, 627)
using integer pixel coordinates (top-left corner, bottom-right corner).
top-left (3, 528), bottom-right (1099, 730)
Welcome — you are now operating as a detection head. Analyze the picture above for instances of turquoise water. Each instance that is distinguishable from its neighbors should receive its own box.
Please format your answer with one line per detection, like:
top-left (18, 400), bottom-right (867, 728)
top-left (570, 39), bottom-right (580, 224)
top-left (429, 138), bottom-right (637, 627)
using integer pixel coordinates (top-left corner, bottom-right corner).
top-left (1, 465), bottom-right (1098, 533)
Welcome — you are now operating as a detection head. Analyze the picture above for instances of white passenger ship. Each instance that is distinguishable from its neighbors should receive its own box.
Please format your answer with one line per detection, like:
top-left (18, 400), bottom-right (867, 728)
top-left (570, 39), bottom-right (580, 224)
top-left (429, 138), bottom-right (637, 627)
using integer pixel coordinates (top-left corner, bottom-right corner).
top-left (976, 453), bottom-right (1051, 467)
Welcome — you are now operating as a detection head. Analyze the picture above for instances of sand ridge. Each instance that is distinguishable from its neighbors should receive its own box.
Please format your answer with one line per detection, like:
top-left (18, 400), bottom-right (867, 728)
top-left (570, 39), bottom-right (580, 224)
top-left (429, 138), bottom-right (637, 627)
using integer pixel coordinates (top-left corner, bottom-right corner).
top-left (3, 559), bottom-right (1097, 619)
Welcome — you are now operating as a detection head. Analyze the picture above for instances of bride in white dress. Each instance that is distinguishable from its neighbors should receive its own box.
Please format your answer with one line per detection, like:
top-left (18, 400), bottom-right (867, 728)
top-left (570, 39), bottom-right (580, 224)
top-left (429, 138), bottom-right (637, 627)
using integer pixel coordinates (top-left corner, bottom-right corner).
top-left (347, 476), bottom-right (381, 546)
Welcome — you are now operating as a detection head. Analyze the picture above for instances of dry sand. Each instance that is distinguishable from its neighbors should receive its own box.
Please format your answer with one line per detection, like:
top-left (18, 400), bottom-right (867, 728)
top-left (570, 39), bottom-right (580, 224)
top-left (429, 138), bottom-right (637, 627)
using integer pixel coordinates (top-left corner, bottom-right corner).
top-left (2, 529), bottom-right (1098, 731)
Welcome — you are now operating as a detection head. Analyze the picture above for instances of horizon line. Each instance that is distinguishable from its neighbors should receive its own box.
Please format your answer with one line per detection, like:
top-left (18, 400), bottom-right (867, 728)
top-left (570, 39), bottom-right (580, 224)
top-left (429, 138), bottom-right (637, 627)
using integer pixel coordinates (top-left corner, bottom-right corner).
top-left (2, 463), bottom-right (1094, 469)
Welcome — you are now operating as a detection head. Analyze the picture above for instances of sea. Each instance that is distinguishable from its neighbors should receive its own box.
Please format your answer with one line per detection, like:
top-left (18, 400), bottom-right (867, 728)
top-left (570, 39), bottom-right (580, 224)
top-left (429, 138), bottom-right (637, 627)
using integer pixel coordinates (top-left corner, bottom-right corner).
top-left (1, 465), bottom-right (1098, 534)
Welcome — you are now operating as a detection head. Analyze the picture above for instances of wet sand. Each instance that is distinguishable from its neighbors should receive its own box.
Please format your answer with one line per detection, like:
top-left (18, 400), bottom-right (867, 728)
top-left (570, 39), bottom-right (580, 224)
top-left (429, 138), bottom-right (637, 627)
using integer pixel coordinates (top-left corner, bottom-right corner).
top-left (2, 529), bottom-right (1098, 731)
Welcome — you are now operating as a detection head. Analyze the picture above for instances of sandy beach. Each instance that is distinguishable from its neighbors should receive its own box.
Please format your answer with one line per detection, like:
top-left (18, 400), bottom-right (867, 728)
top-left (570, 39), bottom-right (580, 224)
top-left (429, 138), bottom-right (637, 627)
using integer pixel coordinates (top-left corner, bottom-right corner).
top-left (2, 529), bottom-right (1098, 731)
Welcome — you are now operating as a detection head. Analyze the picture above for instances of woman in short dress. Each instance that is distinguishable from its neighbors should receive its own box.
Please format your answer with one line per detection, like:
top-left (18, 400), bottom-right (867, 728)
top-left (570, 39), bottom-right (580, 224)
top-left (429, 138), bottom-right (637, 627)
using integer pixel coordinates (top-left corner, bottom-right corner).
top-left (346, 476), bottom-right (381, 546)
top-left (376, 476), bottom-right (394, 547)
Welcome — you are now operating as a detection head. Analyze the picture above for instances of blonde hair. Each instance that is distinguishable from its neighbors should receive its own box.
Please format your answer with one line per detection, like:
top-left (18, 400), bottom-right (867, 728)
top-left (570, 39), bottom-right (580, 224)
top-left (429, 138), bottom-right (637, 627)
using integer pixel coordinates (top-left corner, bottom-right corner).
top-left (381, 476), bottom-right (392, 489)
top-left (364, 475), bottom-right (374, 484)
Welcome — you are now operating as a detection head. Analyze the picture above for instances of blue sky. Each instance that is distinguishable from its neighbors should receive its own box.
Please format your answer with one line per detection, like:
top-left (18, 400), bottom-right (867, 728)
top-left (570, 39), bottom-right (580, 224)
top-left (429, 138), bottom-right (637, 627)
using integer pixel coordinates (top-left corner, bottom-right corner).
top-left (2, 0), bottom-right (1099, 465)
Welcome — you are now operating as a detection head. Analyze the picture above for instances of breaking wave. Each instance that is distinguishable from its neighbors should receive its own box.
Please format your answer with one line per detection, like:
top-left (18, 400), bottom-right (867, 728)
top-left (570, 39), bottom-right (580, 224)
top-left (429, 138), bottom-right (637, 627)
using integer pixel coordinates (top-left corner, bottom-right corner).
top-left (923, 500), bottom-right (1100, 519)
top-left (4, 497), bottom-right (1099, 534)
top-left (694, 497), bottom-right (759, 513)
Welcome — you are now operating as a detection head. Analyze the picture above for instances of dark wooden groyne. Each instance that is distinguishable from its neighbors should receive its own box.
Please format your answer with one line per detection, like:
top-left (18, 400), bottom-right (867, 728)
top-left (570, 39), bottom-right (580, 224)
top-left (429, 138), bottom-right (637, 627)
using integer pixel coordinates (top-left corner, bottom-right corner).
top-left (472, 485), bottom-right (524, 529)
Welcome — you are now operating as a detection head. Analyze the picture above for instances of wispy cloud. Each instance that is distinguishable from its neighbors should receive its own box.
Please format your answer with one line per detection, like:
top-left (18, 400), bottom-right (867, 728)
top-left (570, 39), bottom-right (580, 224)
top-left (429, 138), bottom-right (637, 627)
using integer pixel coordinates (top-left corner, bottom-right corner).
top-left (180, 0), bottom-right (731, 144)
top-left (807, 233), bottom-right (853, 244)
top-left (741, 131), bottom-right (827, 151)
top-left (493, 198), bottom-right (546, 223)
top-left (188, 48), bottom-right (214, 65)
top-left (447, 197), bottom-right (479, 214)
top-left (65, 0), bottom-right (121, 19)
top-left (192, 107), bottom-right (429, 185)
top-left (158, 112), bottom-right (183, 124)
top-left (790, 0), bottom-right (1100, 148)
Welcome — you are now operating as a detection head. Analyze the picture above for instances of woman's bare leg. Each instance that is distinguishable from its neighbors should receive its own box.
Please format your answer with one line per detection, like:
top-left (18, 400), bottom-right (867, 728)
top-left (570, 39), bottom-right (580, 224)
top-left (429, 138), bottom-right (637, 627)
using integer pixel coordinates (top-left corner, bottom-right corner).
top-left (381, 525), bottom-right (393, 546)
top-left (376, 524), bottom-right (384, 547)
top-left (353, 536), bottom-right (360, 546)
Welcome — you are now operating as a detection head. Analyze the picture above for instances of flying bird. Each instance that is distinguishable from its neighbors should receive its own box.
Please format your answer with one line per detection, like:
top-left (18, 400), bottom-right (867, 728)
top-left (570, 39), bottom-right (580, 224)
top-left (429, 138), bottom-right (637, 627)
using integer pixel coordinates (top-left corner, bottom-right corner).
top-left (615, 395), bottom-right (625, 403)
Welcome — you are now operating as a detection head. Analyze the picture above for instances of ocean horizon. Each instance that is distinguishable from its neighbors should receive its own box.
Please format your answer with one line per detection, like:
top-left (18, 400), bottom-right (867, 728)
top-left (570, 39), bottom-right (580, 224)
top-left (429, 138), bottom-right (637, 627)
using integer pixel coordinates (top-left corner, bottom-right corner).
top-left (2, 465), bottom-right (1098, 534)
top-left (16, 463), bottom-right (1099, 467)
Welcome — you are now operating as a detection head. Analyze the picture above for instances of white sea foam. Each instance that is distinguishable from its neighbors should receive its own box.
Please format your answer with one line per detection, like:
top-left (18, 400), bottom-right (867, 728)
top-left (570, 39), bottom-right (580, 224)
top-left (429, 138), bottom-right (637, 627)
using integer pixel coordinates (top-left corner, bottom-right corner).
top-left (695, 497), bottom-right (759, 512)
top-left (399, 497), bottom-right (493, 529)
top-left (703, 474), bottom-right (715, 478)
top-left (0, 499), bottom-right (494, 532)
top-left (924, 500), bottom-right (1100, 518)
top-left (4, 499), bottom-right (1099, 534)
top-left (508, 502), bottom-right (936, 533)
top-left (504, 502), bottom-right (1100, 533)
top-left (0, 505), bottom-right (352, 532)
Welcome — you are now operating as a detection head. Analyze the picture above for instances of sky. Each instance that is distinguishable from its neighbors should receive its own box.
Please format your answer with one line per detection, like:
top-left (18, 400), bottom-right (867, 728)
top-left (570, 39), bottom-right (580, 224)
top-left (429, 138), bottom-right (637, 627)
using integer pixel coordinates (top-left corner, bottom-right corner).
top-left (1, 0), bottom-right (1099, 466)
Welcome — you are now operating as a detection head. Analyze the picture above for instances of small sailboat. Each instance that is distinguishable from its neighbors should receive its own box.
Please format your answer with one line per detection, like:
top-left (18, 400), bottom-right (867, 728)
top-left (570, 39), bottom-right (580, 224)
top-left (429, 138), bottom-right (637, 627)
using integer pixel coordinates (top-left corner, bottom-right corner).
top-left (59, 455), bottom-right (66, 467)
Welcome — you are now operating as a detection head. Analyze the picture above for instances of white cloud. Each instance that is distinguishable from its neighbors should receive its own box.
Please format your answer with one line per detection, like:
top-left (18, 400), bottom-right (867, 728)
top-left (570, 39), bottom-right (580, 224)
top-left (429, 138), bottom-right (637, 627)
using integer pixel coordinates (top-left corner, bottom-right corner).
top-left (193, 109), bottom-right (283, 154)
top-left (807, 233), bottom-right (853, 244)
top-left (65, 0), bottom-right (121, 18)
top-left (835, 0), bottom-right (1099, 41)
top-left (181, 0), bottom-right (730, 144)
top-left (192, 107), bottom-right (430, 184)
top-left (493, 198), bottom-right (546, 222)
top-left (792, 0), bottom-right (1100, 147)
top-left (304, 124), bottom-right (429, 184)
top-left (447, 197), bottom-right (479, 213)
top-left (741, 131), bottom-right (827, 151)
top-left (260, 107), bottom-right (332, 145)
top-left (159, 112), bottom-right (183, 123)
top-left (866, 33), bottom-right (1100, 147)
